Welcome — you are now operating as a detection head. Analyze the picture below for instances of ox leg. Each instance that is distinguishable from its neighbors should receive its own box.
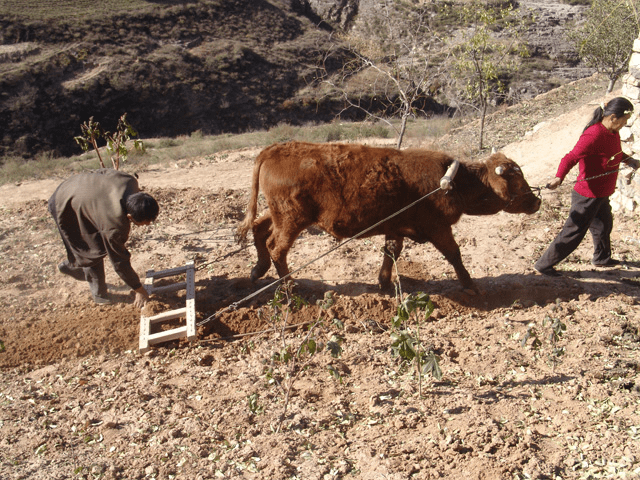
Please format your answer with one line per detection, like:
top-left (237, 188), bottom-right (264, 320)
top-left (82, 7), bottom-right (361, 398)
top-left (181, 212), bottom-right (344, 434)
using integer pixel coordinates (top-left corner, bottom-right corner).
top-left (430, 229), bottom-right (477, 294)
top-left (267, 225), bottom-right (306, 281)
top-left (379, 236), bottom-right (404, 289)
top-left (250, 215), bottom-right (273, 282)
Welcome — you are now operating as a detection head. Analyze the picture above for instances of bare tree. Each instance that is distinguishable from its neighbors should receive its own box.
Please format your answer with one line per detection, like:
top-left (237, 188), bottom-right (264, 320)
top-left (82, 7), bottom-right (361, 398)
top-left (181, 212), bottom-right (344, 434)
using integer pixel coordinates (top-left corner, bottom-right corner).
top-left (445, 1), bottom-right (530, 151)
top-left (318, 0), bottom-right (448, 149)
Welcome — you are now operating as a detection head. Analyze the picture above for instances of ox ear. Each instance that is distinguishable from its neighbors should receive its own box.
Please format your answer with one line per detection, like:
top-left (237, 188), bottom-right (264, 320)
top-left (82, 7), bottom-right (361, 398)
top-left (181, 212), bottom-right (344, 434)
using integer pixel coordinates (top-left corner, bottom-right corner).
top-left (486, 160), bottom-right (510, 202)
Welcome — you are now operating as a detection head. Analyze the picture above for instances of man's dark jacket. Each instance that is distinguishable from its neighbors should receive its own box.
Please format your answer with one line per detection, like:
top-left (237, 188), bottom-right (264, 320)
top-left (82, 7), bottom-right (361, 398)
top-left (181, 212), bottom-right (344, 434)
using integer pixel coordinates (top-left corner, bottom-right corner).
top-left (49, 169), bottom-right (142, 290)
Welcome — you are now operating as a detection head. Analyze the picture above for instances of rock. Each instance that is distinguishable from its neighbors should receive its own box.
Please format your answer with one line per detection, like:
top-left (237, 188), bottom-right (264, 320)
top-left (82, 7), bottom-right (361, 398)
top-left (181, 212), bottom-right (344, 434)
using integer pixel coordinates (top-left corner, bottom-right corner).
top-left (301, 0), bottom-right (593, 91)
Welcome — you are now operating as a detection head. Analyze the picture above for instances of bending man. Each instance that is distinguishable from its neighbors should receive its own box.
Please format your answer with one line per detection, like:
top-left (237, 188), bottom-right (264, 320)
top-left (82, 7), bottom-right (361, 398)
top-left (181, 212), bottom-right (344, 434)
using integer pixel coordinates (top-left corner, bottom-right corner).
top-left (49, 169), bottom-right (159, 307)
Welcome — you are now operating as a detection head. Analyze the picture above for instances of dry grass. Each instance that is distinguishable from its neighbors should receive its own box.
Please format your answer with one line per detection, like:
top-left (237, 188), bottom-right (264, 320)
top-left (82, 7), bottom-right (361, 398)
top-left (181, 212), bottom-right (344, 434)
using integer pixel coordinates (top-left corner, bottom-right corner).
top-left (0, 0), bottom-right (157, 21)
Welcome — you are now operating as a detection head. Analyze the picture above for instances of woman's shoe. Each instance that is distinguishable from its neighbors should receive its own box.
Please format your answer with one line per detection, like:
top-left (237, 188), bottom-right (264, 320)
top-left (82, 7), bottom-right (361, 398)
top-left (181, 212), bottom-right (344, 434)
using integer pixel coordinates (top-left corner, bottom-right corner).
top-left (592, 259), bottom-right (621, 267)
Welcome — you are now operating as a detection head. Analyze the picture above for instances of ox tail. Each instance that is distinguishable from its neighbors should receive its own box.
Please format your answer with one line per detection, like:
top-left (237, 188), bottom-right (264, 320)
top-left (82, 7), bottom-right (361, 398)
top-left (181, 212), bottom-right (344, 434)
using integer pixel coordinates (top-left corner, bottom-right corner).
top-left (235, 150), bottom-right (265, 244)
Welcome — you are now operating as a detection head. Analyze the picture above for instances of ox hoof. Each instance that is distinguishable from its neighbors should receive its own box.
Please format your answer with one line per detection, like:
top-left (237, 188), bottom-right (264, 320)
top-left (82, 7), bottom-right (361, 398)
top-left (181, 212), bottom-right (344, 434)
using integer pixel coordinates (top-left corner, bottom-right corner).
top-left (250, 264), bottom-right (270, 283)
top-left (250, 270), bottom-right (262, 283)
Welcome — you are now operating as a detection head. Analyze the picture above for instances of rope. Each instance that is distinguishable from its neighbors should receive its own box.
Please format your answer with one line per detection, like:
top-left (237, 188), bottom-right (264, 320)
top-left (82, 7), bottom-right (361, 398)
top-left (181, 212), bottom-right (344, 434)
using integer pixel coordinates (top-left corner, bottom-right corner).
top-left (540, 150), bottom-right (637, 190)
top-left (195, 244), bottom-right (250, 272)
top-left (541, 167), bottom-right (624, 191)
top-left (195, 184), bottom-right (446, 327)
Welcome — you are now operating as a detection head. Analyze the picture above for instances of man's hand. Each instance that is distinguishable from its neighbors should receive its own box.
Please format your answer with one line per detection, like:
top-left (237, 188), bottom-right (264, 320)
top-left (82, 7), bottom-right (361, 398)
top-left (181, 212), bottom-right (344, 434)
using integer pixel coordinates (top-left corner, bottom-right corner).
top-left (546, 177), bottom-right (563, 190)
top-left (133, 286), bottom-right (150, 309)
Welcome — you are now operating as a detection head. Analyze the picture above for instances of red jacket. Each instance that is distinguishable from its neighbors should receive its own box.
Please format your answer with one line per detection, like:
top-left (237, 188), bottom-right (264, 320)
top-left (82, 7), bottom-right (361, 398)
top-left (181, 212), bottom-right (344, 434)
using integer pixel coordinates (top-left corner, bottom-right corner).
top-left (556, 122), bottom-right (623, 198)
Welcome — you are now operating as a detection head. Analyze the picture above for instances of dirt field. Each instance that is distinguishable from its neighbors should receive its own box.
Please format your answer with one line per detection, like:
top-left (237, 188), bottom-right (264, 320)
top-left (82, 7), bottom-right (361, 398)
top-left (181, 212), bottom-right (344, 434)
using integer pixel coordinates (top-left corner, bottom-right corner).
top-left (2, 78), bottom-right (640, 479)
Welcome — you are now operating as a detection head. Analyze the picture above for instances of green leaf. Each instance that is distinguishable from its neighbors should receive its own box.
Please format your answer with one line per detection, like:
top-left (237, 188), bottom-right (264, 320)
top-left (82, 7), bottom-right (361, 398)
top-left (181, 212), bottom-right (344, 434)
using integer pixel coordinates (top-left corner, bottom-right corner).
top-left (74, 136), bottom-right (90, 151)
top-left (327, 335), bottom-right (343, 358)
top-left (327, 365), bottom-right (342, 382)
top-left (422, 352), bottom-right (443, 380)
top-left (304, 339), bottom-right (317, 356)
top-left (390, 330), bottom-right (417, 361)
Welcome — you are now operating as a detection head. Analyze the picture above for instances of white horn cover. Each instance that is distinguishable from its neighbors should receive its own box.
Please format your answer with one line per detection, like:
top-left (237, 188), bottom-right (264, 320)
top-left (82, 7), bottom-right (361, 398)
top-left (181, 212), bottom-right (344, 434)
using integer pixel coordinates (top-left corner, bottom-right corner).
top-left (440, 160), bottom-right (460, 190)
top-left (495, 166), bottom-right (505, 175)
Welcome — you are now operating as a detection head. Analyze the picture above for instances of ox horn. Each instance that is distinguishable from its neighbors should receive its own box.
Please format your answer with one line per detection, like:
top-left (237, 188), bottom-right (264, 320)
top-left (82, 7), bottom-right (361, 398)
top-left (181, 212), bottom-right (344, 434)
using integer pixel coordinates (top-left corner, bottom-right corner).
top-left (440, 160), bottom-right (460, 190)
top-left (495, 166), bottom-right (505, 175)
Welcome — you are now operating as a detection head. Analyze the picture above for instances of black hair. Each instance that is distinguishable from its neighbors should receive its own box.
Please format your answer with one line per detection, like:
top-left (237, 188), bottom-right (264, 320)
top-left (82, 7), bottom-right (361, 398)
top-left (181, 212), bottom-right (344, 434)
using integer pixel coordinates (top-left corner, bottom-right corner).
top-left (584, 96), bottom-right (634, 132)
top-left (125, 192), bottom-right (159, 223)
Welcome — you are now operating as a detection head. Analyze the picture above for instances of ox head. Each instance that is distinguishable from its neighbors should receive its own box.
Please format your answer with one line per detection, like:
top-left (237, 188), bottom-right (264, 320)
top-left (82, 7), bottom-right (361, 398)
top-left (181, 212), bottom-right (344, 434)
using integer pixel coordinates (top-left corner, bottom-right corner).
top-left (483, 153), bottom-right (541, 214)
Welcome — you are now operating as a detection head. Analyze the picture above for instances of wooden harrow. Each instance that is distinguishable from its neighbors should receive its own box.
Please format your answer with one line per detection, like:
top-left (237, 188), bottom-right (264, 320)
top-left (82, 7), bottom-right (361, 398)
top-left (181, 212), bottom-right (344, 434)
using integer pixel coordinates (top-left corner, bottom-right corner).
top-left (139, 261), bottom-right (196, 353)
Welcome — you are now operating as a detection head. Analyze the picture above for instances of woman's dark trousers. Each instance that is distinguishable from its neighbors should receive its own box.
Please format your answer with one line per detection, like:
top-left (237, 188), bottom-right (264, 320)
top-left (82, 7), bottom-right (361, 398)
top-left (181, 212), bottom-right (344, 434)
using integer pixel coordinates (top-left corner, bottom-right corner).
top-left (534, 190), bottom-right (613, 271)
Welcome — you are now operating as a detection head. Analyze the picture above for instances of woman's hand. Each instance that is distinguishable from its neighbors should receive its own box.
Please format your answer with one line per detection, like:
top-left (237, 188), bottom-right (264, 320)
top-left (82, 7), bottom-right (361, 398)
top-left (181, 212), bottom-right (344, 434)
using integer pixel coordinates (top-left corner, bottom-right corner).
top-left (133, 286), bottom-right (150, 309)
top-left (546, 177), bottom-right (563, 190)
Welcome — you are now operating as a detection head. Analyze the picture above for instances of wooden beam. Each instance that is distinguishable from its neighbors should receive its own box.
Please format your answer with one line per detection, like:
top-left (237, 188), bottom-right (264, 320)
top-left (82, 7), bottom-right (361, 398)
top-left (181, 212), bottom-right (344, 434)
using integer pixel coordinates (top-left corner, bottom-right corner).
top-left (145, 264), bottom-right (190, 280)
top-left (186, 263), bottom-right (196, 342)
top-left (143, 307), bottom-right (187, 324)
top-left (149, 282), bottom-right (187, 295)
top-left (147, 326), bottom-right (189, 345)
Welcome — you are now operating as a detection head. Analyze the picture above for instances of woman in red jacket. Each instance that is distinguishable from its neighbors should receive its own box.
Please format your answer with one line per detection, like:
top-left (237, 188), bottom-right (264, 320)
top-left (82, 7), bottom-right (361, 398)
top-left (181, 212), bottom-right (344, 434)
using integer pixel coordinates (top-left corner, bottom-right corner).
top-left (534, 96), bottom-right (639, 276)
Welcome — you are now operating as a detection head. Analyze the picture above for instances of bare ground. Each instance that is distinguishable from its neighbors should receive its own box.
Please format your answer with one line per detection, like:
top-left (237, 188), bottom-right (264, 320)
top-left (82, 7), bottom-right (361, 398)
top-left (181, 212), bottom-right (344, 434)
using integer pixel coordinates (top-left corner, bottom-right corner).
top-left (2, 75), bottom-right (640, 480)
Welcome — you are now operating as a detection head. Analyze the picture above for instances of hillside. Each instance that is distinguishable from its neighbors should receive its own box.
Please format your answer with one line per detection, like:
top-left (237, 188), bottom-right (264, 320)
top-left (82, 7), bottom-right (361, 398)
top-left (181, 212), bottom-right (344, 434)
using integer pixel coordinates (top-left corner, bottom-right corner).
top-left (0, 0), bottom-right (343, 157)
top-left (1, 73), bottom-right (640, 479)
top-left (0, 0), bottom-right (593, 160)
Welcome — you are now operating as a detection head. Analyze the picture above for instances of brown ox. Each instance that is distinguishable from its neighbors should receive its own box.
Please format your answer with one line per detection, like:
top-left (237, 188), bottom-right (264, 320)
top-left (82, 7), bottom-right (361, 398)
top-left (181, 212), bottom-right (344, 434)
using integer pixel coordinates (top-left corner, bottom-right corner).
top-left (236, 141), bottom-right (541, 293)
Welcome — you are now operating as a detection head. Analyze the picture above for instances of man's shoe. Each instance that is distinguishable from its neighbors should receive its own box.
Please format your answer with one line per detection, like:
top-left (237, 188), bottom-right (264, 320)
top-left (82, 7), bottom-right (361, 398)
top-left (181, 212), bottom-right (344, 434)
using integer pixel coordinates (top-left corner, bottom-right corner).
top-left (592, 258), bottom-right (621, 267)
top-left (58, 262), bottom-right (86, 281)
top-left (534, 266), bottom-right (562, 277)
top-left (92, 293), bottom-right (113, 305)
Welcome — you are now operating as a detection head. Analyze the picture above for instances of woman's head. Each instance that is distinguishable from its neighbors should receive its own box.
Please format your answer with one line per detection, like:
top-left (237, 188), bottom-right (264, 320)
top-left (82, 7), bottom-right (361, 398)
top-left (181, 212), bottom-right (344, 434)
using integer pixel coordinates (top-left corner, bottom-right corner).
top-left (585, 96), bottom-right (634, 132)
top-left (126, 192), bottom-right (159, 224)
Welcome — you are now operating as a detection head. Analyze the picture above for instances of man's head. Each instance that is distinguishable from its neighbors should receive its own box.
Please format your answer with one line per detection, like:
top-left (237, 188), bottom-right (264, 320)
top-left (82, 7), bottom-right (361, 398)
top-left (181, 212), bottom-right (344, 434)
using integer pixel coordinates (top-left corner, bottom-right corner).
top-left (126, 192), bottom-right (159, 225)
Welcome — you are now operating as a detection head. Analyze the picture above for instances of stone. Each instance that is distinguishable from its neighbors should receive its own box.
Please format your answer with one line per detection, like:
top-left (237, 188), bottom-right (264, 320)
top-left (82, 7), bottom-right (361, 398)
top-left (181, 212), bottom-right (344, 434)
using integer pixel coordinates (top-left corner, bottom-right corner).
top-left (624, 72), bottom-right (640, 86)
top-left (630, 139), bottom-right (640, 155)
top-left (629, 52), bottom-right (640, 70)
top-left (625, 198), bottom-right (636, 211)
top-left (629, 123), bottom-right (640, 139)
top-left (620, 126), bottom-right (633, 142)
top-left (623, 83), bottom-right (640, 100)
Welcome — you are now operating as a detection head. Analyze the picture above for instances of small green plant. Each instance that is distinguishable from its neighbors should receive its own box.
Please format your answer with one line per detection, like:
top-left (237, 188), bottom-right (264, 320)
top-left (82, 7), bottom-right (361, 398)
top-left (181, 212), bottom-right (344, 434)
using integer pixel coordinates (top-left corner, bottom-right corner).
top-left (74, 113), bottom-right (144, 169)
top-left (262, 285), bottom-right (343, 433)
top-left (327, 364), bottom-right (343, 383)
top-left (247, 393), bottom-right (264, 415)
top-left (522, 314), bottom-right (567, 370)
top-left (390, 291), bottom-right (441, 396)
